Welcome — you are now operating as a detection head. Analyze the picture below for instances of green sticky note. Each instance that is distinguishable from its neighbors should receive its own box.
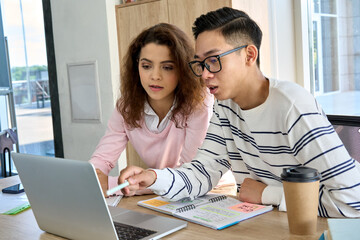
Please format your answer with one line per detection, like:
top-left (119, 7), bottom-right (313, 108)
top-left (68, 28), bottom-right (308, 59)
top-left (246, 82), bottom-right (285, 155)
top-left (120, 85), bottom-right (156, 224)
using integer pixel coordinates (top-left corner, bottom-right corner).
top-left (2, 202), bottom-right (31, 215)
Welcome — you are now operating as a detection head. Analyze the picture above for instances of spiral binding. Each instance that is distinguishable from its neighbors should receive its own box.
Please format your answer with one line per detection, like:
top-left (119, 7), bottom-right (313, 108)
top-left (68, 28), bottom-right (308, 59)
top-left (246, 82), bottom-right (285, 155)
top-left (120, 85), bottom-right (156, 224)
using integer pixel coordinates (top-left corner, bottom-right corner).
top-left (175, 195), bottom-right (227, 213)
top-left (209, 195), bottom-right (227, 203)
top-left (176, 204), bottom-right (196, 213)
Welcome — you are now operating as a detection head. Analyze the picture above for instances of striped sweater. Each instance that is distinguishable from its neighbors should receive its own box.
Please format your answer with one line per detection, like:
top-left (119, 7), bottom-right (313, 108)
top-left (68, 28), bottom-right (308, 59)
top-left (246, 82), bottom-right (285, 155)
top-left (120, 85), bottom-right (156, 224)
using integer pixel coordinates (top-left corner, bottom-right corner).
top-left (149, 79), bottom-right (360, 218)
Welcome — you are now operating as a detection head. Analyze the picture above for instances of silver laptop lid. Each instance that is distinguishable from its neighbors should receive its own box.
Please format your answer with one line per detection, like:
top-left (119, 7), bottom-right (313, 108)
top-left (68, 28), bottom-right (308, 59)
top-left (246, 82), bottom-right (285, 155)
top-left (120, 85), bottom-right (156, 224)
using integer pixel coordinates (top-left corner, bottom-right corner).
top-left (12, 153), bottom-right (187, 240)
top-left (13, 153), bottom-right (118, 240)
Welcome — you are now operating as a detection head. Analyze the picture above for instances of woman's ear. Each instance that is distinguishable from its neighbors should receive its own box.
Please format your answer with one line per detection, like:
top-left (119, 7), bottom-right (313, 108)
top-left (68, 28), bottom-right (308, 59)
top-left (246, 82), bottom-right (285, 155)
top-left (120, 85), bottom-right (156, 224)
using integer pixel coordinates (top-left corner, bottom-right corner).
top-left (245, 45), bottom-right (258, 66)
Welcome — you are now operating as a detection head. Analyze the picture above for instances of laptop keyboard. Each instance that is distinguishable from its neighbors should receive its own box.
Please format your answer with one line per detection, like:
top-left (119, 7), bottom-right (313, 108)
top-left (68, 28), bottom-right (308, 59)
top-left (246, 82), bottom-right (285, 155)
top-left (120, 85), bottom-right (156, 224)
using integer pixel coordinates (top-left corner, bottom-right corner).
top-left (114, 222), bottom-right (157, 240)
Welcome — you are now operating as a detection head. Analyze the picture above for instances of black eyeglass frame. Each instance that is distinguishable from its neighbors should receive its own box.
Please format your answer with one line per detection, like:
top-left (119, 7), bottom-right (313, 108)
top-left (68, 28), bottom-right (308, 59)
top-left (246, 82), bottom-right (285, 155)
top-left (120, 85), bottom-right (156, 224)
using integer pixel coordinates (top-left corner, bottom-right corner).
top-left (188, 45), bottom-right (248, 77)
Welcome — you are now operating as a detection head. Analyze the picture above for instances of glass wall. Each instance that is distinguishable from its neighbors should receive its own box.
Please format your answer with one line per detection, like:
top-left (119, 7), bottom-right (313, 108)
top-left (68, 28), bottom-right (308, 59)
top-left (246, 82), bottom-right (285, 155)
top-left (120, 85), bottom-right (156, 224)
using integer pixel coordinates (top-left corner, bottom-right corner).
top-left (0, 0), bottom-right (54, 157)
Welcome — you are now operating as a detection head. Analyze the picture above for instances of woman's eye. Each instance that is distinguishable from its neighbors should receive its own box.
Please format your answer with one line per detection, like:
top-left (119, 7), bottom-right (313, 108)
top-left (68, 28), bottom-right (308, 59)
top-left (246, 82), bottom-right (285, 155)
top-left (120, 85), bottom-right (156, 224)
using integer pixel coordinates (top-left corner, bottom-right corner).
top-left (163, 65), bottom-right (174, 71)
top-left (141, 64), bottom-right (151, 70)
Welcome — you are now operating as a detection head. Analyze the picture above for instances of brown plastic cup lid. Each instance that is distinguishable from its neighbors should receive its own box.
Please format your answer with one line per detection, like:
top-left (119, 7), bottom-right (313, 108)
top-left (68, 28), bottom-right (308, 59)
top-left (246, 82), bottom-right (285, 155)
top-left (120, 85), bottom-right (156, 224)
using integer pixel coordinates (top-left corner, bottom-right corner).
top-left (281, 166), bottom-right (321, 182)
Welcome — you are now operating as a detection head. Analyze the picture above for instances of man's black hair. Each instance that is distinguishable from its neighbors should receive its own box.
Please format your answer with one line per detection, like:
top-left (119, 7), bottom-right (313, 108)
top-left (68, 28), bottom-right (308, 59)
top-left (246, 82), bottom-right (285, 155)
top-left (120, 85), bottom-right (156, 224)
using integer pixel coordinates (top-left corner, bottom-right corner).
top-left (192, 7), bottom-right (262, 66)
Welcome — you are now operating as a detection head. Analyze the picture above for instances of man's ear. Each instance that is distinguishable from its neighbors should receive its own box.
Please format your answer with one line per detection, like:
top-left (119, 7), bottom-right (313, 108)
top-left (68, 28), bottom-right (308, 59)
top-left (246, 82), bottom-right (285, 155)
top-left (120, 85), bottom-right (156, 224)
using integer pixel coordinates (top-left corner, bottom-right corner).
top-left (245, 45), bottom-right (258, 65)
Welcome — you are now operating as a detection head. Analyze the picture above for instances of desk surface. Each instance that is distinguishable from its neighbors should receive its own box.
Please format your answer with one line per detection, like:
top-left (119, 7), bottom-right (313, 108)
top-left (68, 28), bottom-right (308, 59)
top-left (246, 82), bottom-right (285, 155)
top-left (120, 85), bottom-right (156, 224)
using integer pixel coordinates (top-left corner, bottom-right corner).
top-left (0, 176), bottom-right (328, 240)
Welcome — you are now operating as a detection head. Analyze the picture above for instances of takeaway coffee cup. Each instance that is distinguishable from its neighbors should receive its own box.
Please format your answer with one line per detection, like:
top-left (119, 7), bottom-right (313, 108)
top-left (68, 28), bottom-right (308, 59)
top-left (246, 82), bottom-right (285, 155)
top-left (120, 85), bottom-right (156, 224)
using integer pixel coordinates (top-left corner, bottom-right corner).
top-left (281, 166), bottom-right (321, 235)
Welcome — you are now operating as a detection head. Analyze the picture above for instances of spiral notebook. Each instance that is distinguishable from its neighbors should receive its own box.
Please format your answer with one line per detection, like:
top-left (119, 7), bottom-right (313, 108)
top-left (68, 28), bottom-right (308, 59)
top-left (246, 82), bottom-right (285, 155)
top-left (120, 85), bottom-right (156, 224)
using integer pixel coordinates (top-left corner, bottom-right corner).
top-left (138, 194), bottom-right (273, 230)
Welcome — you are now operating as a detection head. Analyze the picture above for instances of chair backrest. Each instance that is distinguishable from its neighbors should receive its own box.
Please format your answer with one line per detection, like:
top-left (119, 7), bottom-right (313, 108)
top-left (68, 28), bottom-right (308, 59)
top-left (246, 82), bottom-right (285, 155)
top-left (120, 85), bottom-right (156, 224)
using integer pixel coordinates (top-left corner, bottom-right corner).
top-left (0, 129), bottom-right (18, 177)
top-left (126, 142), bottom-right (148, 169)
top-left (0, 129), bottom-right (17, 152)
top-left (328, 116), bottom-right (360, 162)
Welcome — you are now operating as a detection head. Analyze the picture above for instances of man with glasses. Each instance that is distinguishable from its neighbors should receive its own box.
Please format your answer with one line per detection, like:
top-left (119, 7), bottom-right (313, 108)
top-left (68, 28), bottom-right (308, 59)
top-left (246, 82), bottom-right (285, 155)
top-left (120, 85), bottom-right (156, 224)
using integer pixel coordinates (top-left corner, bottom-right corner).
top-left (120, 7), bottom-right (360, 218)
top-left (188, 45), bottom-right (247, 78)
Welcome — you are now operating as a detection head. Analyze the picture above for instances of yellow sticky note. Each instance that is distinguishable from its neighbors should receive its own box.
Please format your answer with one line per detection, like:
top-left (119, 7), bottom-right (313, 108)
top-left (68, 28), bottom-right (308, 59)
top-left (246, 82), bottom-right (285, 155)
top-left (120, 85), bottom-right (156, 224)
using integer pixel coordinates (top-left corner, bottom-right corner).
top-left (142, 199), bottom-right (169, 207)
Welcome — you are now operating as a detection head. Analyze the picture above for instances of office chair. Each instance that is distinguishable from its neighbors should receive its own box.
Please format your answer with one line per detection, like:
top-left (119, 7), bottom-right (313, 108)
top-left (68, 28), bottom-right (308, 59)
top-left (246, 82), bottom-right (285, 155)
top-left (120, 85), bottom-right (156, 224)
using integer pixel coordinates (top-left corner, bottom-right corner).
top-left (0, 128), bottom-right (18, 177)
top-left (328, 115), bottom-right (360, 163)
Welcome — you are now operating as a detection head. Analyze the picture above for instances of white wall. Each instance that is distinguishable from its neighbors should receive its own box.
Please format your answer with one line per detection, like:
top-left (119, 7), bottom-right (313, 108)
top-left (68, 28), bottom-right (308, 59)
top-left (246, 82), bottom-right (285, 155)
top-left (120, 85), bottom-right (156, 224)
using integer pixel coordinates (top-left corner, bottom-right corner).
top-left (233, 0), bottom-right (272, 78)
top-left (234, 0), bottom-right (299, 85)
top-left (268, 0), bottom-right (297, 83)
top-left (50, 0), bottom-right (121, 161)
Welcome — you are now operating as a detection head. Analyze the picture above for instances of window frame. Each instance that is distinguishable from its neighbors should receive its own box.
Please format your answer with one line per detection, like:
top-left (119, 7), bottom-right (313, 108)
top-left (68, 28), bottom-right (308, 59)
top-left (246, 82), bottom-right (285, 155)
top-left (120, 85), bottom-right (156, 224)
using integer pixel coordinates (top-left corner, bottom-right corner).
top-left (327, 115), bottom-right (360, 127)
top-left (294, 0), bottom-right (360, 121)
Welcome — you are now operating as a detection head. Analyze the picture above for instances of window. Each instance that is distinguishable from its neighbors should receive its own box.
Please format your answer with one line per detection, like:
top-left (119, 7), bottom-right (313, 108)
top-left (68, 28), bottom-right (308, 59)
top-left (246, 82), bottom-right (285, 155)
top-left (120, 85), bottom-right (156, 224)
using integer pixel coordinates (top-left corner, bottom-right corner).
top-left (0, 0), bottom-right (55, 157)
top-left (308, 0), bottom-right (360, 116)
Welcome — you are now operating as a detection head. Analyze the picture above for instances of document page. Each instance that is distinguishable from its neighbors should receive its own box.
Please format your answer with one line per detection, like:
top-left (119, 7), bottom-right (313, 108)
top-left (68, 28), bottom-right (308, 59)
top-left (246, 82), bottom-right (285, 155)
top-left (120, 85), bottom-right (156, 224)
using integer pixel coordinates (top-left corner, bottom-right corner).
top-left (138, 194), bottom-right (220, 215)
top-left (174, 197), bottom-right (272, 229)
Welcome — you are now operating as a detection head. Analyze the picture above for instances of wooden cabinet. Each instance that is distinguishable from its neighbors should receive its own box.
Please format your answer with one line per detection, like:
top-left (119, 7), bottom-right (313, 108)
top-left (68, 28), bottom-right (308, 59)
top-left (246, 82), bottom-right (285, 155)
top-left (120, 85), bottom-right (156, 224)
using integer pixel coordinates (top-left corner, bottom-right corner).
top-left (115, 0), bottom-right (168, 62)
top-left (115, 0), bottom-right (232, 61)
top-left (167, 0), bottom-right (231, 40)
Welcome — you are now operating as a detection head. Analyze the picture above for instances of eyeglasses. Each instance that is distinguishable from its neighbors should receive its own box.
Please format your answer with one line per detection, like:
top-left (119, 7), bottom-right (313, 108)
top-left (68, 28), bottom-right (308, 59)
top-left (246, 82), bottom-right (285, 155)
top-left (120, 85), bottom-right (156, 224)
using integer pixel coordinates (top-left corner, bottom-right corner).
top-left (188, 45), bottom-right (248, 77)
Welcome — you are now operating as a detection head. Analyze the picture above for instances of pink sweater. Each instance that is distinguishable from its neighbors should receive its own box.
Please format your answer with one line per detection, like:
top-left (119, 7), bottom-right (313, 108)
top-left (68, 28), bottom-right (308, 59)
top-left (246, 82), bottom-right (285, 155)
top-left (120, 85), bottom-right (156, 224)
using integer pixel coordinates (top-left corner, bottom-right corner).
top-left (89, 93), bottom-right (214, 189)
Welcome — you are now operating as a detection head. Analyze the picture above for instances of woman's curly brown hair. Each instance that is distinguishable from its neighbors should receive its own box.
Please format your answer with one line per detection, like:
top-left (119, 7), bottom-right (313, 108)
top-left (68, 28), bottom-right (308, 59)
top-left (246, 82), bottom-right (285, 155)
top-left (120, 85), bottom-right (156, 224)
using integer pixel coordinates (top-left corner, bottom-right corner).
top-left (116, 23), bottom-right (206, 129)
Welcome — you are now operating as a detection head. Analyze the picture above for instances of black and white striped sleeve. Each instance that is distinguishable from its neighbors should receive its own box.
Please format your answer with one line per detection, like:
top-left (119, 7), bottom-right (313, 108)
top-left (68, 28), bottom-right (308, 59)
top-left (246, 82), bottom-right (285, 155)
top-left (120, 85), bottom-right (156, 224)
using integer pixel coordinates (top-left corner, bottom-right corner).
top-left (148, 104), bottom-right (232, 201)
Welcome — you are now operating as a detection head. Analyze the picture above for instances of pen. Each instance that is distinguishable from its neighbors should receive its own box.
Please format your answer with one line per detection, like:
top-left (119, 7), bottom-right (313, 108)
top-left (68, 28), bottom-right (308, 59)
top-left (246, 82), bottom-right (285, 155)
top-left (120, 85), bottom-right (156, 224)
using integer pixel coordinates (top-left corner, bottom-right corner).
top-left (106, 180), bottom-right (129, 196)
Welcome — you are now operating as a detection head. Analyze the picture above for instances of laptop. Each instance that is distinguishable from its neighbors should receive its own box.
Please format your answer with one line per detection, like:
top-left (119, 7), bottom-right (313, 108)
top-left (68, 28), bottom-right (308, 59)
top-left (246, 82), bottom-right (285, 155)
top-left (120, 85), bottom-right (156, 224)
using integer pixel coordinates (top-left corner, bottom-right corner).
top-left (12, 153), bottom-right (187, 240)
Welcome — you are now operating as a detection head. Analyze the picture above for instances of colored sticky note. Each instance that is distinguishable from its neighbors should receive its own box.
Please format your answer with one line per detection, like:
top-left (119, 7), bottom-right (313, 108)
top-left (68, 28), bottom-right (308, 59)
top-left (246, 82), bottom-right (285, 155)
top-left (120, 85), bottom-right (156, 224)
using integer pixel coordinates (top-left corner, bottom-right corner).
top-left (142, 199), bottom-right (170, 207)
top-left (229, 202), bottom-right (265, 213)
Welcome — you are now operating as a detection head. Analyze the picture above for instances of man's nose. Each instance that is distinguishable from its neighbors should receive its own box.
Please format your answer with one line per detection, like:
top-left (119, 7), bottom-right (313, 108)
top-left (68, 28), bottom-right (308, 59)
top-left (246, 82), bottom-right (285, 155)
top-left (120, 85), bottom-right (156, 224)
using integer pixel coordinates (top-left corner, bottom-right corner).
top-left (201, 67), bottom-right (214, 80)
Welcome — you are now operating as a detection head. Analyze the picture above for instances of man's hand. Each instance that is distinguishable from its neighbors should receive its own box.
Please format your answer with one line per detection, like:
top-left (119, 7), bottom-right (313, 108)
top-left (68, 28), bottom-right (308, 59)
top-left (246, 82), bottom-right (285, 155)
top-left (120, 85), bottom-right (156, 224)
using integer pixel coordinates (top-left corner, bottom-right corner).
top-left (238, 178), bottom-right (267, 204)
top-left (119, 166), bottom-right (157, 196)
top-left (96, 169), bottom-right (108, 197)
